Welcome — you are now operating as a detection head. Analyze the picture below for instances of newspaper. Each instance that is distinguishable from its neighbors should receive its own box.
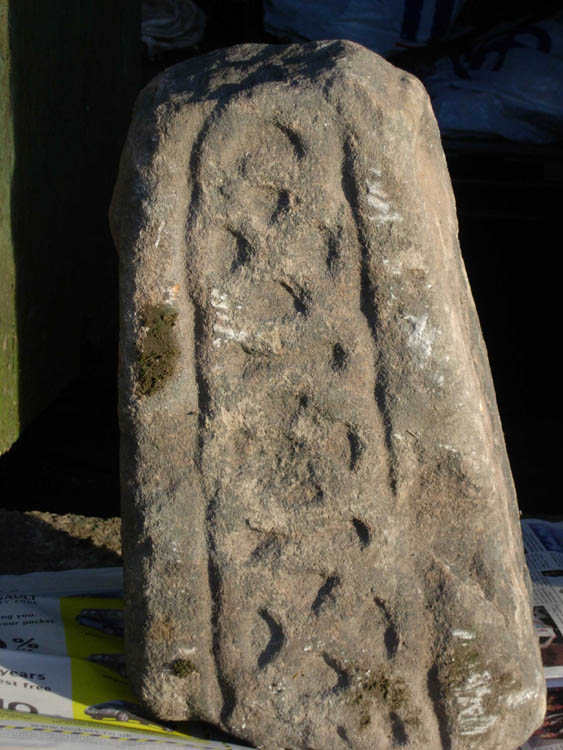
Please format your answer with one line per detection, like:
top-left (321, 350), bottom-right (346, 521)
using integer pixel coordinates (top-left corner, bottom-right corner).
top-left (520, 519), bottom-right (563, 750)
top-left (0, 568), bottom-right (248, 750)
top-left (2, 522), bottom-right (562, 749)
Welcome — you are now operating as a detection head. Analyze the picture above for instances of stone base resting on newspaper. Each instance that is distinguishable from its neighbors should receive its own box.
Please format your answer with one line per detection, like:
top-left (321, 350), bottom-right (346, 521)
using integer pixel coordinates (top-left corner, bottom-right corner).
top-left (110, 40), bottom-right (545, 750)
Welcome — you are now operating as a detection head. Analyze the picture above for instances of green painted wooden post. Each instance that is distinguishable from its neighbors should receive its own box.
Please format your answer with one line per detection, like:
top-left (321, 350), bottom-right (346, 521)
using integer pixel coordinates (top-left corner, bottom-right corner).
top-left (0, 0), bottom-right (18, 453)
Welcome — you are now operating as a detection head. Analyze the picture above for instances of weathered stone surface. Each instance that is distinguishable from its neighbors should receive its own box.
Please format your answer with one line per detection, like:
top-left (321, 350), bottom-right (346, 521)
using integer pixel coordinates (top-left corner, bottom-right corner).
top-left (110, 41), bottom-right (545, 750)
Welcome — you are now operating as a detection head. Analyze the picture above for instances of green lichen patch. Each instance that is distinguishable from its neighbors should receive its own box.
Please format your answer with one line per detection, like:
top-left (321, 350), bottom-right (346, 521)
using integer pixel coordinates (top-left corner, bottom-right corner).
top-left (441, 645), bottom-right (481, 692)
top-left (363, 670), bottom-right (408, 713)
top-left (482, 670), bottom-right (521, 718)
top-left (136, 304), bottom-right (179, 396)
top-left (348, 668), bottom-right (407, 710)
top-left (172, 658), bottom-right (197, 678)
top-left (347, 665), bottom-right (417, 732)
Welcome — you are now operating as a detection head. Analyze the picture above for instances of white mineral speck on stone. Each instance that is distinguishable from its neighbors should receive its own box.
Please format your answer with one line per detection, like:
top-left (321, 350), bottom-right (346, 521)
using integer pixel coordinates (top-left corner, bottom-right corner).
top-left (366, 176), bottom-right (402, 223)
top-left (454, 671), bottom-right (496, 736)
top-left (403, 313), bottom-right (438, 360)
top-left (154, 220), bottom-right (165, 248)
top-left (210, 289), bottom-right (230, 310)
top-left (440, 444), bottom-right (459, 454)
top-left (163, 283), bottom-right (180, 304)
top-left (367, 193), bottom-right (391, 212)
top-left (504, 687), bottom-right (538, 709)
top-left (452, 629), bottom-right (475, 639)
top-left (213, 324), bottom-right (249, 344)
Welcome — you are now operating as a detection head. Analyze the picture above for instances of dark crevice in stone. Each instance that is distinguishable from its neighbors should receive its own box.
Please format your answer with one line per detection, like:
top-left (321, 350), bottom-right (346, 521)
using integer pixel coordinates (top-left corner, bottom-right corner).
top-left (274, 121), bottom-right (306, 160)
top-left (187, 107), bottom-right (217, 446)
top-left (193, 303), bottom-right (212, 461)
top-left (190, 113), bottom-right (233, 723)
top-left (204, 492), bottom-right (236, 724)
top-left (347, 428), bottom-right (364, 471)
top-left (340, 136), bottom-right (378, 336)
top-left (322, 653), bottom-right (350, 694)
top-left (250, 534), bottom-right (282, 566)
top-left (326, 227), bottom-right (342, 276)
top-left (390, 712), bottom-right (408, 747)
top-left (270, 189), bottom-right (292, 224)
top-left (257, 609), bottom-right (285, 669)
top-left (337, 725), bottom-right (352, 746)
top-left (374, 596), bottom-right (399, 660)
top-left (299, 393), bottom-right (309, 410)
top-left (352, 518), bottom-right (371, 548)
top-left (312, 485), bottom-right (324, 504)
top-left (374, 371), bottom-right (398, 495)
top-left (306, 462), bottom-right (324, 505)
top-left (331, 343), bottom-right (348, 372)
top-left (207, 552), bottom-right (237, 724)
top-left (280, 280), bottom-right (310, 316)
top-left (340, 134), bottom-right (397, 495)
top-left (427, 664), bottom-right (452, 750)
top-left (312, 575), bottom-right (340, 615)
top-left (193, 307), bottom-right (211, 419)
top-left (229, 228), bottom-right (255, 271)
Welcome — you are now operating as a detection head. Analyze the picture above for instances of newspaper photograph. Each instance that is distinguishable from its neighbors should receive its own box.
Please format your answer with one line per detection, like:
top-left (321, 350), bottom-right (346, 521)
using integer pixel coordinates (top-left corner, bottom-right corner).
top-left (518, 520), bottom-right (563, 750)
top-left (520, 687), bottom-right (563, 749)
top-left (0, 568), bottom-right (249, 750)
top-left (522, 520), bottom-right (563, 682)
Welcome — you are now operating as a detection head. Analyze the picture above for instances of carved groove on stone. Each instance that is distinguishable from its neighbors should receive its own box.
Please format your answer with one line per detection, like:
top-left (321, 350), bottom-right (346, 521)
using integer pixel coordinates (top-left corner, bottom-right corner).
top-left (322, 653), bottom-right (351, 695)
top-left (341, 134), bottom-right (398, 496)
top-left (337, 725), bottom-right (353, 746)
top-left (347, 428), bottom-right (365, 471)
top-left (257, 609), bottom-right (286, 669)
top-left (426, 664), bottom-right (452, 750)
top-left (273, 121), bottom-right (306, 161)
top-left (311, 575), bottom-right (341, 615)
top-left (228, 227), bottom-right (255, 272)
top-left (279, 280), bottom-right (311, 317)
top-left (390, 711), bottom-right (409, 747)
top-left (374, 597), bottom-right (400, 660)
top-left (331, 342), bottom-right (349, 372)
top-left (352, 518), bottom-right (371, 548)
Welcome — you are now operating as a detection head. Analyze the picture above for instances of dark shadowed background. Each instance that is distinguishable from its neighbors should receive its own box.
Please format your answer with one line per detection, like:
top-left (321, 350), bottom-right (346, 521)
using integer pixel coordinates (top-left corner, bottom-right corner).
top-left (0, 0), bottom-right (560, 522)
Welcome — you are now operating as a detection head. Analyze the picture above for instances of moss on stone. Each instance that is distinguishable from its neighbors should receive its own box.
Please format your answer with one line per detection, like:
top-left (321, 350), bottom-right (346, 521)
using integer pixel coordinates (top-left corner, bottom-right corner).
top-left (363, 670), bottom-right (408, 712)
top-left (348, 665), bottom-right (417, 732)
top-left (136, 304), bottom-right (179, 396)
top-left (172, 658), bottom-right (197, 678)
top-left (441, 645), bottom-right (481, 691)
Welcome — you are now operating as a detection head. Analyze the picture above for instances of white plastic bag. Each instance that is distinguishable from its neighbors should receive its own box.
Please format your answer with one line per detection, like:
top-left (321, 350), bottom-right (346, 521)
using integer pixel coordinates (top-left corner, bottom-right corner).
top-left (263, 0), bottom-right (467, 58)
top-left (141, 0), bottom-right (206, 57)
top-left (421, 13), bottom-right (563, 143)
